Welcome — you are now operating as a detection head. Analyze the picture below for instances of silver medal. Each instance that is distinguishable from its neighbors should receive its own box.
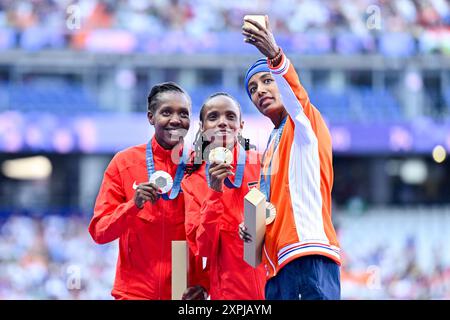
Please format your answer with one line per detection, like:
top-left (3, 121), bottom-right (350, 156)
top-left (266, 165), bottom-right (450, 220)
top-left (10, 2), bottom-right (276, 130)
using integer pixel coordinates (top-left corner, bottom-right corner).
top-left (149, 170), bottom-right (173, 194)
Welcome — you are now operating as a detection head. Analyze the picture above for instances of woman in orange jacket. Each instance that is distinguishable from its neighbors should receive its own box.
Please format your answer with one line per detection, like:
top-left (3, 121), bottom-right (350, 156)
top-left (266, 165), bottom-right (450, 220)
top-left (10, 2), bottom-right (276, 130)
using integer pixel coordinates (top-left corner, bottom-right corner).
top-left (240, 16), bottom-right (341, 300)
top-left (89, 82), bottom-right (207, 300)
top-left (182, 92), bottom-right (266, 300)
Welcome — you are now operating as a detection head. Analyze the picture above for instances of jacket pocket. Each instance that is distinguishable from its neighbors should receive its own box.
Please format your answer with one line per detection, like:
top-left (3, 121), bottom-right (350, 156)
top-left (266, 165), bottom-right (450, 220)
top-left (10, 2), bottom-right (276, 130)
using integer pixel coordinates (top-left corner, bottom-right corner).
top-left (126, 231), bottom-right (134, 269)
top-left (127, 231), bottom-right (142, 270)
top-left (118, 231), bottom-right (132, 271)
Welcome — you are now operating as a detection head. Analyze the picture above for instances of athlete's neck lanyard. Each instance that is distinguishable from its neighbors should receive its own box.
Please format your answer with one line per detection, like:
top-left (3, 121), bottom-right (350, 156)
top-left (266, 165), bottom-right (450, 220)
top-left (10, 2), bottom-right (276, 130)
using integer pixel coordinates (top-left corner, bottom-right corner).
top-left (205, 143), bottom-right (246, 189)
top-left (146, 140), bottom-right (187, 200)
top-left (260, 116), bottom-right (287, 201)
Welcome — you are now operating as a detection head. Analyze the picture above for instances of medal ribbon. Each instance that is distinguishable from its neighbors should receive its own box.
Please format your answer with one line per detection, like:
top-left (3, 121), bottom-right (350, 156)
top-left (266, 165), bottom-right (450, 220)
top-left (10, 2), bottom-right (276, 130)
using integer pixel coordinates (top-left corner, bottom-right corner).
top-left (260, 116), bottom-right (287, 201)
top-left (146, 140), bottom-right (187, 200)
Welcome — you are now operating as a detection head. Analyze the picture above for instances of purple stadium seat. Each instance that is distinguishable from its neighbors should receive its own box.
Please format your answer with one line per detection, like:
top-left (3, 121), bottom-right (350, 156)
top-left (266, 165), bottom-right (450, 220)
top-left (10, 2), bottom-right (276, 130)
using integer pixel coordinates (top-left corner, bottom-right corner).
top-left (379, 32), bottom-right (416, 57)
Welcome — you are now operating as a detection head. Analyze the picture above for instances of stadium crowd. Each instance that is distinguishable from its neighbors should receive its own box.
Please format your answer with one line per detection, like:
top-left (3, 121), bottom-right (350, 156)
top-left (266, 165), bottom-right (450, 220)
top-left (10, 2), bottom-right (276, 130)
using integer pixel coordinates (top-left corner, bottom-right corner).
top-left (1, 0), bottom-right (449, 300)
top-left (0, 212), bottom-right (116, 299)
top-left (0, 210), bottom-right (449, 299)
top-left (0, 0), bottom-right (449, 54)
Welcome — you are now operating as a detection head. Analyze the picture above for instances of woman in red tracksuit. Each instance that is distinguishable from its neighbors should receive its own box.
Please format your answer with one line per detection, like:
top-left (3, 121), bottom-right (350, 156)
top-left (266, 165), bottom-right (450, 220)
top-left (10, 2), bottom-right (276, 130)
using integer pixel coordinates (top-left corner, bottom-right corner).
top-left (182, 92), bottom-right (266, 300)
top-left (89, 82), bottom-right (207, 300)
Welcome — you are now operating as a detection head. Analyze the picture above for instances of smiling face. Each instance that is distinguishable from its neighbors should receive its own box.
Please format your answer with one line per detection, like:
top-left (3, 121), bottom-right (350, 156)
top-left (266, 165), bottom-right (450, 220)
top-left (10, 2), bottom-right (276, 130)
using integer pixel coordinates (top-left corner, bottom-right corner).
top-left (200, 95), bottom-right (243, 149)
top-left (247, 72), bottom-right (284, 118)
top-left (148, 91), bottom-right (191, 149)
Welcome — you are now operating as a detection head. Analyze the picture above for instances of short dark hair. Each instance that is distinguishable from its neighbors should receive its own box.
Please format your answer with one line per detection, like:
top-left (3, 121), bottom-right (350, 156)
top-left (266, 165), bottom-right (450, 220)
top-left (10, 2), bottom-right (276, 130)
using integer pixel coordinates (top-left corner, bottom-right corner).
top-left (199, 92), bottom-right (242, 122)
top-left (147, 82), bottom-right (191, 113)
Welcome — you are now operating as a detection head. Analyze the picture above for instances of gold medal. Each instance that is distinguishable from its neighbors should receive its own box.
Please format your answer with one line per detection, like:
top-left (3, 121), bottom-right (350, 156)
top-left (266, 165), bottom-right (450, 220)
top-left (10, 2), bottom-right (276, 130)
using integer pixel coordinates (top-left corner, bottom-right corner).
top-left (208, 147), bottom-right (233, 164)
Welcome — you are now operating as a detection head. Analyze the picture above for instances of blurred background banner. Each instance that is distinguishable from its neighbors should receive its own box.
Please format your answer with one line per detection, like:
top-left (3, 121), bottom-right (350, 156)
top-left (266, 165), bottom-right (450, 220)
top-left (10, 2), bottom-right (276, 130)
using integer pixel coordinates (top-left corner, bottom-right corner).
top-left (2, 112), bottom-right (450, 153)
top-left (0, 0), bottom-right (450, 299)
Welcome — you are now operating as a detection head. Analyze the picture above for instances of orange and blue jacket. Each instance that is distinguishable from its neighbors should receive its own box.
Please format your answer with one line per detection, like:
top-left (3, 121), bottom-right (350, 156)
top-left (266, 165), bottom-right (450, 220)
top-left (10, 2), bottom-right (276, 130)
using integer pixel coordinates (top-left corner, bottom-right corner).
top-left (89, 136), bottom-right (207, 300)
top-left (261, 52), bottom-right (341, 280)
top-left (182, 146), bottom-right (266, 300)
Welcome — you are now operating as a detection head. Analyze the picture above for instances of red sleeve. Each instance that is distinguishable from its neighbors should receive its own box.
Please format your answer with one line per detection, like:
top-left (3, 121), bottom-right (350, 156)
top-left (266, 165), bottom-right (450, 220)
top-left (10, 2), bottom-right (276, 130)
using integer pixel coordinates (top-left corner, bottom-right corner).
top-left (187, 249), bottom-right (210, 293)
top-left (88, 156), bottom-right (142, 244)
top-left (183, 185), bottom-right (203, 256)
top-left (183, 181), bottom-right (211, 293)
top-left (183, 182), bottom-right (225, 258)
top-left (196, 189), bottom-right (224, 258)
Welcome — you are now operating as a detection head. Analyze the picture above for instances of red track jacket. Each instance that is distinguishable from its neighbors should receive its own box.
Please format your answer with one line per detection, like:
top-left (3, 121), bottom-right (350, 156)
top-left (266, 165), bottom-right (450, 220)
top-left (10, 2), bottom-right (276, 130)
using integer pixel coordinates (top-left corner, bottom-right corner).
top-left (182, 145), bottom-right (266, 300)
top-left (89, 137), bottom-right (207, 300)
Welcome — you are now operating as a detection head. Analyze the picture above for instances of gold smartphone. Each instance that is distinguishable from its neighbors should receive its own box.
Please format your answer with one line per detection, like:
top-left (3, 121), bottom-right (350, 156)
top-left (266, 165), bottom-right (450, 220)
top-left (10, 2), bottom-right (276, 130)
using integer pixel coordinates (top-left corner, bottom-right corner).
top-left (243, 15), bottom-right (266, 31)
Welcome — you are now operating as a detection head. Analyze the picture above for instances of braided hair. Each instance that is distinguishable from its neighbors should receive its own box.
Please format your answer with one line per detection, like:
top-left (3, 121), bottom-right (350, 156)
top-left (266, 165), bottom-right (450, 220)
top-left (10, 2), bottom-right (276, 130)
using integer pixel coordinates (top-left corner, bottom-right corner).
top-left (147, 82), bottom-right (191, 113)
top-left (185, 92), bottom-right (253, 175)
